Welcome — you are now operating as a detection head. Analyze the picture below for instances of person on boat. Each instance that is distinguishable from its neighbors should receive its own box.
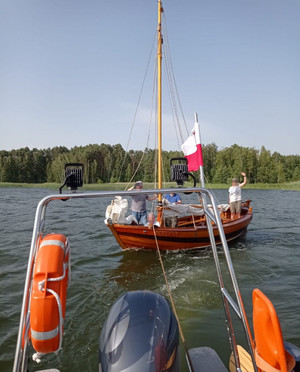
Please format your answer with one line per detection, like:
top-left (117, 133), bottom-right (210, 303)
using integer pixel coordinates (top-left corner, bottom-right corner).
top-left (228, 172), bottom-right (247, 220)
top-left (128, 181), bottom-right (157, 225)
top-left (163, 192), bottom-right (182, 204)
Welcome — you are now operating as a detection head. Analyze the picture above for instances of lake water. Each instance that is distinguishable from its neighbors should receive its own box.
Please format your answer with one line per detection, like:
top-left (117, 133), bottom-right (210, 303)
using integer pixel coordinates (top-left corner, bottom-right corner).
top-left (1, 187), bottom-right (300, 371)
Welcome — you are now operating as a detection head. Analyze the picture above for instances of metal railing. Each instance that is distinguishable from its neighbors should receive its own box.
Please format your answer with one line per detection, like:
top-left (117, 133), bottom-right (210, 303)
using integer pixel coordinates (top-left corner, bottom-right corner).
top-left (198, 189), bottom-right (258, 372)
top-left (13, 187), bottom-right (256, 372)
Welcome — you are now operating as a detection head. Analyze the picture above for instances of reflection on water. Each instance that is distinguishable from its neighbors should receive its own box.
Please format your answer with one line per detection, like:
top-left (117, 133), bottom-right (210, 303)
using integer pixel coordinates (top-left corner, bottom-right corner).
top-left (0, 188), bottom-right (300, 371)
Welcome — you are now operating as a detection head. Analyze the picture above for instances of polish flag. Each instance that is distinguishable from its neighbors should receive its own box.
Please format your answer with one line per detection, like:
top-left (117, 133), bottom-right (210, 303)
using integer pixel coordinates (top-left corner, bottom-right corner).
top-left (181, 122), bottom-right (203, 171)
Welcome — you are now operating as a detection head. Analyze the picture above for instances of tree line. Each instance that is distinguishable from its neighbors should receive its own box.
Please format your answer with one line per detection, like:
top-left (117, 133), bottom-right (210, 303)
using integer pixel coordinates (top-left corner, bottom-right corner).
top-left (0, 143), bottom-right (300, 184)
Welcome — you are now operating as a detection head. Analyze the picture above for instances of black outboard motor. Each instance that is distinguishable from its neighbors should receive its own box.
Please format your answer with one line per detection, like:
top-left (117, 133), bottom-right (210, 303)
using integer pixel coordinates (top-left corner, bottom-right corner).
top-left (99, 291), bottom-right (180, 372)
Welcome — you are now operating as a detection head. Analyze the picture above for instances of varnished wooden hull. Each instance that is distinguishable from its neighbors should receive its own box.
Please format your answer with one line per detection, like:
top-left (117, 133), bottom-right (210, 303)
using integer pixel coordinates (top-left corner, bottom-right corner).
top-left (106, 205), bottom-right (253, 252)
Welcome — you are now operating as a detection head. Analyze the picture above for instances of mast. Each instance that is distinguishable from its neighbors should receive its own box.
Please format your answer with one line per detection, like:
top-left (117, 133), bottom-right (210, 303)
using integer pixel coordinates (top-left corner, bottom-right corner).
top-left (157, 0), bottom-right (163, 203)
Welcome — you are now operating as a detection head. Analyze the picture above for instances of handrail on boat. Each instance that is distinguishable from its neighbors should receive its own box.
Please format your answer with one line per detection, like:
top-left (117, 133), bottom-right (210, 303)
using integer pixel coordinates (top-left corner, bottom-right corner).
top-left (13, 187), bottom-right (256, 372)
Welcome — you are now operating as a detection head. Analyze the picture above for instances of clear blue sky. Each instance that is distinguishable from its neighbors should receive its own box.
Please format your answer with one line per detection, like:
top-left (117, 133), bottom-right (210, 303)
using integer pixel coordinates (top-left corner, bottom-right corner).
top-left (1, 0), bottom-right (299, 155)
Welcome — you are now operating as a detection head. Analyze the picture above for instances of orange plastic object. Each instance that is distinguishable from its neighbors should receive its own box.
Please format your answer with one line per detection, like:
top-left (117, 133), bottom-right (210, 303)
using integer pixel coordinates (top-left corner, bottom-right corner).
top-left (30, 234), bottom-right (69, 353)
top-left (252, 289), bottom-right (295, 372)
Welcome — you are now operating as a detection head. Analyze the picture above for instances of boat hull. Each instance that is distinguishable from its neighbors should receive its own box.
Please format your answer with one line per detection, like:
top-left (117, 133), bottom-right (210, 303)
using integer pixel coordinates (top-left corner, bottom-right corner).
top-left (107, 207), bottom-right (252, 252)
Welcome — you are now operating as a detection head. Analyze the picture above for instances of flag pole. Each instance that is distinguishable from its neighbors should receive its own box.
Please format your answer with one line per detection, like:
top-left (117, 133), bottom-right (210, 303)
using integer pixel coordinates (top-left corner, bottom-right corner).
top-left (194, 113), bottom-right (205, 188)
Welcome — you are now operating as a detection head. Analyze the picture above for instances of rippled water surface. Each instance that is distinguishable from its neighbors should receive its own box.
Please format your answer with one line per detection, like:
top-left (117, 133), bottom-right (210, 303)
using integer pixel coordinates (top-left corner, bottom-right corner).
top-left (1, 187), bottom-right (300, 371)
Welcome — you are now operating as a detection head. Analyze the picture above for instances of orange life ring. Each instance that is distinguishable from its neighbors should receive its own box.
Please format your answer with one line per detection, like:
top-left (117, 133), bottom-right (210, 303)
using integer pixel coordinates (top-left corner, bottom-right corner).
top-left (252, 289), bottom-right (295, 372)
top-left (30, 233), bottom-right (70, 354)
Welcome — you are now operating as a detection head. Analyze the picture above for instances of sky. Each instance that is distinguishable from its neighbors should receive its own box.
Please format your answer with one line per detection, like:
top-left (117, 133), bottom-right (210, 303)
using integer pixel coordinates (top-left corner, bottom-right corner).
top-left (1, 0), bottom-right (299, 155)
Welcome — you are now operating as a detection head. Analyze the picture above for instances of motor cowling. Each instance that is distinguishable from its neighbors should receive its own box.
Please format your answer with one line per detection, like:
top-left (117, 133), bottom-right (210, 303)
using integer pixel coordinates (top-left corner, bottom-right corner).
top-left (99, 291), bottom-right (180, 372)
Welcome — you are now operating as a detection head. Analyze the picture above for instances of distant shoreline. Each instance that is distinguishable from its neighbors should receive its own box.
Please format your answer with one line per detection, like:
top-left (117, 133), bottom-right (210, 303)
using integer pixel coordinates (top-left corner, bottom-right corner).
top-left (1, 182), bottom-right (299, 191)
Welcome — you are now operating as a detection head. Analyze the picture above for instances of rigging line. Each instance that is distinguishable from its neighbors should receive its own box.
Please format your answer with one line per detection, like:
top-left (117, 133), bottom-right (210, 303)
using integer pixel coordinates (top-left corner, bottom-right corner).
top-left (202, 171), bottom-right (223, 206)
top-left (125, 152), bottom-right (145, 190)
top-left (164, 61), bottom-right (183, 150)
top-left (197, 124), bottom-right (223, 206)
top-left (164, 60), bottom-right (182, 147)
top-left (117, 31), bottom-right (157, 186)
top-left (125, 54), bottom-right (158, 190)
top-left (162, 152), bottom-right (168, 187)
top-left (162, 12), bottom-right (189, 137)
top-left (163, 45), bottom-right (183, 144)
top-left (145, 57), bottom-right (158, 155)
top-left (163, 42), bottom-right (184, 146)
top-left (152, 227), bottom-right (195, 372)
top-left (160, 150), bottom-right (167, 189)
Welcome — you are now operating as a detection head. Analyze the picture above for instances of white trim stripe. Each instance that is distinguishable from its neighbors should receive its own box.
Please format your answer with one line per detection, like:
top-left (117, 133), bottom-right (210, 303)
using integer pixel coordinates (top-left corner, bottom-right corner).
top-left (40, 239), bottom-right (65, 250)
top-left (31, 326), bottom-right (59, 341)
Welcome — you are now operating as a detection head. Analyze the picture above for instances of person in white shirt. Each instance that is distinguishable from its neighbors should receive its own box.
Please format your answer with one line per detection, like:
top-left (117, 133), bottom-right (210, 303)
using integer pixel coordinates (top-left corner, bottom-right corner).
top-left (228, 172), bottom-right (247, 220)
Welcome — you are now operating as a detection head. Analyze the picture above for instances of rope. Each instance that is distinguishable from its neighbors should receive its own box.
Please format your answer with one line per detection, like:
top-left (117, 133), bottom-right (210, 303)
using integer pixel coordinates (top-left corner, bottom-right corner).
top-left (125, 50), bottom-right (158, 191)
top-left (202, 174), bottom-right (224, 207)
top-left (45, 287), bottom-right (64, 352)
top-left (162, 12), bottom-right (189, 138)
top-left (37, 260), bottom-right (68, 353)
top-left (117, 31), bottom-right (157, 186)
top-left (125, 152), bottom-right (147, 190)
top-left (152, 226), bottom-right (195, 372)
top-left (32, 352), bottom-right (44, 364)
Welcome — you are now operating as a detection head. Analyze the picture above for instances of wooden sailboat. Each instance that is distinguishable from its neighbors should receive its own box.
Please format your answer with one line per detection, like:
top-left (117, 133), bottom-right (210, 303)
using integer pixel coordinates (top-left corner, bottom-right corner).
top-left (105, 0), bottom-right (252, 251)
top-left (107, 199), bottom-right (252, 251)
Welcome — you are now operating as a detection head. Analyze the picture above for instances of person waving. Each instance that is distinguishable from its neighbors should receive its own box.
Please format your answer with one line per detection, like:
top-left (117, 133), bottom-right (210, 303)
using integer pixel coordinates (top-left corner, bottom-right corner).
top-left (228, 172), bottom-right (247, 220)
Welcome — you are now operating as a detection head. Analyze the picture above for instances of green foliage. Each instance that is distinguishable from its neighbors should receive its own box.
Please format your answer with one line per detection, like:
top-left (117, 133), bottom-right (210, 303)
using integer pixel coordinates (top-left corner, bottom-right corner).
top-left (0, 143), bottom-right (300, 185)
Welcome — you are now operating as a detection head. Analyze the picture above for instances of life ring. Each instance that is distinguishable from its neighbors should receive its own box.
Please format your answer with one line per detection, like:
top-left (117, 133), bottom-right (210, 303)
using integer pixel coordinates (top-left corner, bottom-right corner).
top-left (30, 233), bottom-right (70, 354)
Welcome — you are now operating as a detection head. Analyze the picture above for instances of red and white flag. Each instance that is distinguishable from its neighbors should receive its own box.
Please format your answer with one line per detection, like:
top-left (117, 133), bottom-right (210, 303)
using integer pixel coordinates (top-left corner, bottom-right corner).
top-left (181, 122), bottom-right (203, 171)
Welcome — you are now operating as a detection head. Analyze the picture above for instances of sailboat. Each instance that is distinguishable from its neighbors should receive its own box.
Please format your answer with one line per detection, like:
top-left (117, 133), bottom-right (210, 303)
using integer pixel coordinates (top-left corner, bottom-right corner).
top-left (105, 0), bottom-right (252, 251)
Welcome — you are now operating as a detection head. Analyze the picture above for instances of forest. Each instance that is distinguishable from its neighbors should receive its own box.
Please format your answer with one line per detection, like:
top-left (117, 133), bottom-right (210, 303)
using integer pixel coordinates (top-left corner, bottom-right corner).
top-left (0, 143), bottom-right (300, 185)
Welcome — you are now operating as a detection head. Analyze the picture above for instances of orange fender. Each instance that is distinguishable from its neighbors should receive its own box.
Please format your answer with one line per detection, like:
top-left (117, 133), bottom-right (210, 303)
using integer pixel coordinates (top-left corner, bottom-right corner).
top-left (252, 289), bottom-right (295, 372)
top-left (30, 234), bottom-right (70, 354)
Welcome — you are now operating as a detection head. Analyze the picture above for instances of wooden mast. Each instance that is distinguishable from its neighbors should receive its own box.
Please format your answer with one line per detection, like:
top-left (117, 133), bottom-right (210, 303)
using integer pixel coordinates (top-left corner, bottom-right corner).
top-left (157, 0), bottom-right (163, 203)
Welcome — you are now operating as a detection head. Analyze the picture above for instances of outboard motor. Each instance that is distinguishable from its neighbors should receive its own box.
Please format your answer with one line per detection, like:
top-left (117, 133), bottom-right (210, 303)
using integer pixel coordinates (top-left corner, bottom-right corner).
top-left (99, 291), bottom-right (180, 372)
